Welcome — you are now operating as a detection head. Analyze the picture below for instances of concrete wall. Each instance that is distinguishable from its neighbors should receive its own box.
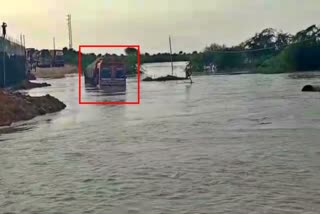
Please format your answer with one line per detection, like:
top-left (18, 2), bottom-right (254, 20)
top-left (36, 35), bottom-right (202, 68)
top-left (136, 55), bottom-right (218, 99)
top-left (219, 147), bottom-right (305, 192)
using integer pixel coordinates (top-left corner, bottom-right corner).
top-left (0, 37), bottom-right (26, 88)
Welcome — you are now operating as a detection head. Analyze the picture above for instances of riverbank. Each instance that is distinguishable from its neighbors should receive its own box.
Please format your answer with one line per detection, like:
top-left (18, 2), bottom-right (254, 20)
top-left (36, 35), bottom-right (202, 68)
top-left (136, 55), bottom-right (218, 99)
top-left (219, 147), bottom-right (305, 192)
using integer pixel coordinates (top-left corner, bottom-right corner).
top-left (288, 71), bottom-right (320, 79)
top-left (0, 90), bottom-right (66, 127)
top-left (32, 64), bottom-right (77, 79)
top-left (12, 80), bottom-right (51, 90)
top-left (143, 75), bottom-right (188, 81)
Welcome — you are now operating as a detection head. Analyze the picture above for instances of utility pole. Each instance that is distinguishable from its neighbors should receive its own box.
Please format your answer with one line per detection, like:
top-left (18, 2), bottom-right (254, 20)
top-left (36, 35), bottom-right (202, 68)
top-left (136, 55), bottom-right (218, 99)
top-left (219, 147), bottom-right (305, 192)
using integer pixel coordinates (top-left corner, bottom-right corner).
top-left (23, 34), bottom-right (25, 48)
top-left (169, 35), bottom-right (174, 76)
top-left (67, 14), bottom-right (73, 49)
top-left (53, 37), bottom-right (56, 67)
top-left (20, 34), bottom-right (25, 53)
top-left (20, 34), bottom-right (22, 47)
top-left (53, 37), bottom-right (56, 51)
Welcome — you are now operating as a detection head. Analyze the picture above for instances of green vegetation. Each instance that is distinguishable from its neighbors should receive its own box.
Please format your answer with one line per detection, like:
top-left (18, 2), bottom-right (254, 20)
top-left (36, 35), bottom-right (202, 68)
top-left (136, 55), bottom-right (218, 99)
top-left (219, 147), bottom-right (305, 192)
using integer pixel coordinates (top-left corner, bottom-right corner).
top-left (141, 52), bottom-right (191, 63)
top-left (62, 24), bottom-right (320, 75)
top-left (257, 25), bottom-right (320, 73)
top-left (62, 47), bottom-right (96, 71)
top-left (188, 25), bottom-right (320, 74)
top-left (61, 47), bottom-right (194, 75)
top-left (62, 47), bottom-right (139, 74)
top-left (124, 48), bottom-right (138, 74)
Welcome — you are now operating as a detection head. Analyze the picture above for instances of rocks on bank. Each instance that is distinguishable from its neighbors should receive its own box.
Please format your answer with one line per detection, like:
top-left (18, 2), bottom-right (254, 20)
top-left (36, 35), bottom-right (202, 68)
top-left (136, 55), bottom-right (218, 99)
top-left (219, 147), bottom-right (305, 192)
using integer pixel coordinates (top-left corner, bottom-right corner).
top-left (12, 80), bottom-right (51, 90)
top-left (0, 90), bottom-right (66, 126)
top-left (302, 85), bottom-right (320, 92)
top-left (143, 75), bottom-right (188, 82)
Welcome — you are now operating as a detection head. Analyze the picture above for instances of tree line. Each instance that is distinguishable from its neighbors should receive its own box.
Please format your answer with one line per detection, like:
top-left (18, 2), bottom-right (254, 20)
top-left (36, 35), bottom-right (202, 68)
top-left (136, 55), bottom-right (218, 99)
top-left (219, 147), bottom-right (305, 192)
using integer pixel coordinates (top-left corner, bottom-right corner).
top-left (62, 24), bottom-right (320, 74)
top-left (187, 25), bottom-right (320, 73)
top-left (62, 47), bottom-right (194, 74)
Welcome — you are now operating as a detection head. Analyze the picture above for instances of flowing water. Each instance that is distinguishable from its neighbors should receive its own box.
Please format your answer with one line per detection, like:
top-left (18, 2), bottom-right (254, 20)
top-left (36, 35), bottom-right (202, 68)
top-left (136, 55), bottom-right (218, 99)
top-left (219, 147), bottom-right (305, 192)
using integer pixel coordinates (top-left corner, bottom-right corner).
top-left (1, 62), bottom-right (320, 214)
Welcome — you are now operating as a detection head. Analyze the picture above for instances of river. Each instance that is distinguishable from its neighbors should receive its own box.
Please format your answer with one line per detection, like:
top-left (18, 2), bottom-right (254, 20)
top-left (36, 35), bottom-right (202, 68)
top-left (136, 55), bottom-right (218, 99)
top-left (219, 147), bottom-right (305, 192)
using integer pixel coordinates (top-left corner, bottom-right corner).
top-left (1, 62), bottom-right (320, 213)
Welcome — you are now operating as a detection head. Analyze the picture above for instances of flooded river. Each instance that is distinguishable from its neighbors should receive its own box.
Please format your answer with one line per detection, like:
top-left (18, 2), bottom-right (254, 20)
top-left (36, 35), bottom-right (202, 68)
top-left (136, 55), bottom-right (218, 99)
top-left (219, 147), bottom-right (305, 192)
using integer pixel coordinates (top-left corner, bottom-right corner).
top-left (1, 62), bottom-right (320, 213)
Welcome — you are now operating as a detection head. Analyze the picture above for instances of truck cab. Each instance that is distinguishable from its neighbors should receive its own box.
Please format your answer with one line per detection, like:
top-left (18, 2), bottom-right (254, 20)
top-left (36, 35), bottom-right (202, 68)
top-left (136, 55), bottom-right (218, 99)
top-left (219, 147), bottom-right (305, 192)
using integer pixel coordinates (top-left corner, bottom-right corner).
top-left (49, 50), bottom-right (64, 67)
top-left (88, 58), bottom-right (127, 88)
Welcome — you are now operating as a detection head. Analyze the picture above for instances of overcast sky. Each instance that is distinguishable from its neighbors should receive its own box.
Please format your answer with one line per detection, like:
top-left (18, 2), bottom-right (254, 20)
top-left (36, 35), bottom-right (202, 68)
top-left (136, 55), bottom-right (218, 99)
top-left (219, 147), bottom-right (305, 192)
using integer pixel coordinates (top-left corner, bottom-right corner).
top-left (1, 0), bottom-right (319, 54)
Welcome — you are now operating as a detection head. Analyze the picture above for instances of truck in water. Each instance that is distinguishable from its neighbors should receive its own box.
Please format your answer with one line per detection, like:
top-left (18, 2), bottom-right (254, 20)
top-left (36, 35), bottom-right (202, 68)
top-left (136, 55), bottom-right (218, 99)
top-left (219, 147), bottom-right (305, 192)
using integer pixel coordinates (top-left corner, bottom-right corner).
top-left (50, 50), bottom-right (64, 67)
top-left (84, 56), bottom-right (127, 89)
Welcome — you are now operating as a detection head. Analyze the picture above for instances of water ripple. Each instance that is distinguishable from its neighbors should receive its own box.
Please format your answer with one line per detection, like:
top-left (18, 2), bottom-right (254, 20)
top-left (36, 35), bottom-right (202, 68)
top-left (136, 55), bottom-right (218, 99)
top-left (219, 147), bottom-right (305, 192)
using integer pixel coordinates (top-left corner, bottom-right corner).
top-left (1, 65), bottom-right (320, 213)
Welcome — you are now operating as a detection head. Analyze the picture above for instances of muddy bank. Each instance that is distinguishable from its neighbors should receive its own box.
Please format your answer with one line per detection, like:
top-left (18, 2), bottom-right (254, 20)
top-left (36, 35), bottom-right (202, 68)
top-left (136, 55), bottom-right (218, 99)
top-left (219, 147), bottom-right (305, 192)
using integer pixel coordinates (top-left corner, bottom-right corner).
top-left (143, 75), bottom-right (188, 82)
top-left (27, 72), bottom-right (36, 80)
top-left (0, 90), bottom-right (66, 127)
top-left (12, 80), bottom-right (51, 90)
top-left (33, 64), bottom-right (77, 79)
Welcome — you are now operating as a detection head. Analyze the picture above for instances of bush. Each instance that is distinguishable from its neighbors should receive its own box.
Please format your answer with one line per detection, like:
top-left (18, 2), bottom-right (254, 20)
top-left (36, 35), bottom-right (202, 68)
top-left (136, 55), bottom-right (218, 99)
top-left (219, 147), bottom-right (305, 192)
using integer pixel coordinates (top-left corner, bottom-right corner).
top-left (257, 41), bottom-right (320, 73)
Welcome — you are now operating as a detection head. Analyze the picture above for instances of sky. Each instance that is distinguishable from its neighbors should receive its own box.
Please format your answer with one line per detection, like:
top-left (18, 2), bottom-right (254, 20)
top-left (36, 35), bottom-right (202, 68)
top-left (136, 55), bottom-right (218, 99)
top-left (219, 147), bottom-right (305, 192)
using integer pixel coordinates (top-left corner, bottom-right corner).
top-left (1, 0), bottom-right (319, 54)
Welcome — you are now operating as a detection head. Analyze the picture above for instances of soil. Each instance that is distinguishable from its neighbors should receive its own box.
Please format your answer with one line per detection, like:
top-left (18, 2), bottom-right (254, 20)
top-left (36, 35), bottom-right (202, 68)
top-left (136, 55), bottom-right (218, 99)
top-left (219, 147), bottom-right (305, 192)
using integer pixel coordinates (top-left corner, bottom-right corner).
top-left (0, 90), bottom-right (66, 127)
top-left (143, 75), bottom-right (188, 82)
top-left (12, 80), bottom-right (51, 90)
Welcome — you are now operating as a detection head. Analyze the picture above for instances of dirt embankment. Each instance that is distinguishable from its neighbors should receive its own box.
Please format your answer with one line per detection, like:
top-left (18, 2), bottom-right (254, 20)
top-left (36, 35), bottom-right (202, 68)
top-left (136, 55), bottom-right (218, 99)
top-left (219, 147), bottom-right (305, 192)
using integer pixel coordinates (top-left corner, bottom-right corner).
top-left (12, 80), bottom-right (51, 90)
top-left (32, 64), bottom-right (78, 79)
top-left (0, 90), bottom-right (66, 127)
top-left (143, 75), bottom-right (188, 82)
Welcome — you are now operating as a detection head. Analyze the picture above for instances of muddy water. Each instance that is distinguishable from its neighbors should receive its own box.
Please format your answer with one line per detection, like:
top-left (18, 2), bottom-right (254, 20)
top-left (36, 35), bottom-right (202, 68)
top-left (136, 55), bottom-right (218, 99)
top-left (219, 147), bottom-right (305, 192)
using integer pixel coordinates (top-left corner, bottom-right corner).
top-left (1, 63), bottom-right (320, 213)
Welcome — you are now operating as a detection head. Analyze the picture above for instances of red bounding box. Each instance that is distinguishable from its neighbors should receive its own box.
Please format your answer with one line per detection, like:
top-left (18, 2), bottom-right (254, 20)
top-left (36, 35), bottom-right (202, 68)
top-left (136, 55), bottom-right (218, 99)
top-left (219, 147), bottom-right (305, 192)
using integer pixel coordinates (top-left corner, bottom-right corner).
top-left (78, 44), bottom-right (140, 105)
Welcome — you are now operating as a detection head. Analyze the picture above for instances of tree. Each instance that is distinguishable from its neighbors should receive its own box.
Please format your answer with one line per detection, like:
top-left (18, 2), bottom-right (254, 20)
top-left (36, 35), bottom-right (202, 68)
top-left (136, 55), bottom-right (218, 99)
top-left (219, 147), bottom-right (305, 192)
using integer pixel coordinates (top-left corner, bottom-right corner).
top-left (125, 48), bottom-right (138, 55)
top-left (293, 25), bottom-right (320, 42)
top-left (205, 43), bottom-right (226, 52)
top-left (257, 25), bottom-right (320, 73)
top-left (241, 28), bottom-right (278, 50)
top-left (276, 32), bottom-right (293, 48)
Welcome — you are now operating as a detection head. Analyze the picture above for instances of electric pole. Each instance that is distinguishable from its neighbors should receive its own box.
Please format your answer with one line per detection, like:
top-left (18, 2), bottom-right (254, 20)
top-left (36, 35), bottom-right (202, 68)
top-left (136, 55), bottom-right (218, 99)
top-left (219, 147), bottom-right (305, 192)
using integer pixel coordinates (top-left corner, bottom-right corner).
top-left (20, 34), bottom-right (23, 47)
top-left (23, 34), bottom-right (25, 48)
top-left (53, 37), bottom-right (56, 50)
top-left (67, 14), bottom-right (73, 49)
top-left (169, 35), bottom-right (174, 76)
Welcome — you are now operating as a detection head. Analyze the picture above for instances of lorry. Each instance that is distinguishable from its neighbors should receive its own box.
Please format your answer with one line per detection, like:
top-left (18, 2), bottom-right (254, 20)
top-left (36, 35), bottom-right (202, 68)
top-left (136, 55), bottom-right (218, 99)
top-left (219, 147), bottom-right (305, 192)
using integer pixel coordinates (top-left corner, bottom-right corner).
top-left (50, 50), bottom-right (64, 67)
top-left (37, 49), bottom-right (52, 67)
top-left (84, 56), bottom-right (127, 88)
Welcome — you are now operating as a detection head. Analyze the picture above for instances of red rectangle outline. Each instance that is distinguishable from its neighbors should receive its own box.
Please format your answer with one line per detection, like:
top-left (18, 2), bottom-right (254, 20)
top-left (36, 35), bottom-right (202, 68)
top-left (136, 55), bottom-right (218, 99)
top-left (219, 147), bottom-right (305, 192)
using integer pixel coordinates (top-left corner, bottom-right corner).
top-left (78, 45), bottom-right (141, 105)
